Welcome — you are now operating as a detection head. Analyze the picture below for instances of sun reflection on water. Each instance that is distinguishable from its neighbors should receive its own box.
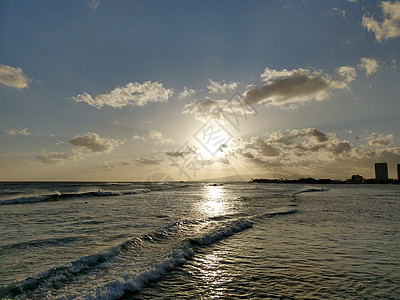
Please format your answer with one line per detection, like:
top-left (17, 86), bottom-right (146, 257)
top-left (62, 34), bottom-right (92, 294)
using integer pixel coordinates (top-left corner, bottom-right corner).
top-left (200, 185), bottom-right (228, 217)
top-left (190, 251), bottom-right (232, 299)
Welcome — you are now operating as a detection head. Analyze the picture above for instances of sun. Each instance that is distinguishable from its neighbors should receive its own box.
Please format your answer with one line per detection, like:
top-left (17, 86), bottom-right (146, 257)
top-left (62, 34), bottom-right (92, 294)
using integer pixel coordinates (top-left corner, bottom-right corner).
top-left (196, 144), bottom-right (226, 161)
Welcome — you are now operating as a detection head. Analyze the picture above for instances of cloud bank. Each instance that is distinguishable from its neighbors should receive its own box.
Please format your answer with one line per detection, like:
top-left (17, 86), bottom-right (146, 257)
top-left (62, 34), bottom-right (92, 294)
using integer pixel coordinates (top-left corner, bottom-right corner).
top-left (362, 1), bottom-right (400, 42)
top-left (72, 81), bottom-right (173, 108)
top-left (226, 128), bottom-right (400, 179)
top-left (0, 64), bottom-right (29, 89)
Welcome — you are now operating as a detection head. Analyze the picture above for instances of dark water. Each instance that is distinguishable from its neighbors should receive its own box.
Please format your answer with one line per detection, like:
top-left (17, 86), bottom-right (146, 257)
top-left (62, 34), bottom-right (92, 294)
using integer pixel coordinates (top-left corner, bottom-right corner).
top-left (0, 182), bottom-right (399, 299)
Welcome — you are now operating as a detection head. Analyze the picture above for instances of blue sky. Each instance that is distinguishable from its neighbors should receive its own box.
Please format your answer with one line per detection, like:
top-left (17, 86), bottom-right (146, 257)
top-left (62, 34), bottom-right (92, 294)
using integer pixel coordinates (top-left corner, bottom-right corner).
top-left (1, 0), bottom-right (400, 181)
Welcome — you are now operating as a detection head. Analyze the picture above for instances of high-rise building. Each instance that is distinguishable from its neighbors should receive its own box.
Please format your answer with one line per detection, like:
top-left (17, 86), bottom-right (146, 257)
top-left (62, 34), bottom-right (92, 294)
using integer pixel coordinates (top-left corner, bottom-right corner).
top-left (375, 163), bottom-right (388, 181)
top-left (397, 164), bottom-right (400, 181)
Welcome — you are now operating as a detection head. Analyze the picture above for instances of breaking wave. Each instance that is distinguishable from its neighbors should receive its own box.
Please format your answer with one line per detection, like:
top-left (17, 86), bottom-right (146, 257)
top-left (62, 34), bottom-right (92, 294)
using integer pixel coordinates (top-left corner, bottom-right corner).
top-left (0, 217), bottom-right (255, 299)
top-left (0, 189), bottom-right (151, 205)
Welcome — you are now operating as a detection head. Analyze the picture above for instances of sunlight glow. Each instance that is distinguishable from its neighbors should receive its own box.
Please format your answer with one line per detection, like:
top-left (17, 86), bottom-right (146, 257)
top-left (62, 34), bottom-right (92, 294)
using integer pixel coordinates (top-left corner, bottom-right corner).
top-left (200, 185), bottom-right (228, 217)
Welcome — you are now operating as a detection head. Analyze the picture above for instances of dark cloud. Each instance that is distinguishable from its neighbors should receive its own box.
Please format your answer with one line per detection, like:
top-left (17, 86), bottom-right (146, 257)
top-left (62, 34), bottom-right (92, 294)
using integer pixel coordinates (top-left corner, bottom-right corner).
top-left (135, 157), bottom-right (162, 165)
top-left (245, 67), bottom-right (355, 106)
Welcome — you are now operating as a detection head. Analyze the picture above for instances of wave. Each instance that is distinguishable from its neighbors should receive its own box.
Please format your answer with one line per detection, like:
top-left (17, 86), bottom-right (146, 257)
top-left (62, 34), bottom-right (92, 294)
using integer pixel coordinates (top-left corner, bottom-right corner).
top-left (0, 183), bottom-right (194, 206)
top-left (0, 218), bottom-right (253, 299)
top-left (1, 236), bottom-right (80, 252)
top-left (0, 189), bottom-right (152, 205)
top-left (293, 187), bottom-right (330, 196)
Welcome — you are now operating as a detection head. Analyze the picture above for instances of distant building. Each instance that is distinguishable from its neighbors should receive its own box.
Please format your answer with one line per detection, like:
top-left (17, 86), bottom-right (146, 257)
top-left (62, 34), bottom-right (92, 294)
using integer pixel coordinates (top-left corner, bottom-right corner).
top-left (375, 163), bottom-right (388, 181)
top-left (351, 174), bottom-right (364, 183)
top-left (398, 164), bottom-right (400, 181)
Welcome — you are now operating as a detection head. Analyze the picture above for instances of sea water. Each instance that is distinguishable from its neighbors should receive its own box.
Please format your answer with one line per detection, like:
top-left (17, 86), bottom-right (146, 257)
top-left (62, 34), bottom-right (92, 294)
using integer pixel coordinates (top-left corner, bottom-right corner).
top-left (0, 182), bottom-right (399, 299)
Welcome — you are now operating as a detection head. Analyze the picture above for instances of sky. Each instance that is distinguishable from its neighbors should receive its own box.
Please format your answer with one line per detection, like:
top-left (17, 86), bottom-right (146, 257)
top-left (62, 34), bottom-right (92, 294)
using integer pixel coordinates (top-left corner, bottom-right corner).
top-left (1, 0), bottom-right (400, 181)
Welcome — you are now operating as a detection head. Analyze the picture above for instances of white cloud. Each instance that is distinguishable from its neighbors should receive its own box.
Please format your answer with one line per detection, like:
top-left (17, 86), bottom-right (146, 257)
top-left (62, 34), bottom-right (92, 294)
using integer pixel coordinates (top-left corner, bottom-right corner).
top-left (335, 66), bottom-right (357, 83)
top-left (179, 87), bottom-right (202, 99)
top-left (0, 64), bottom-right (29, 89)
top-left (245, 66), bottom-right (355, 107)
top-left (362, 1), bottom-right (400, 42)
top-left (68, 132), bottom-right (118, 153)
top-left (207, 79), bottom-right (238, 95)
top-left (331, 7), bottom-right (346, 18)
top-left (89, 0), bottom-right (100, 10)
top-left (358, 57), bottom-right (379, 76)
top-left (36, 149), bottom-right (83, 164)
top-left (149, 130), bottom-right (174, 145)
top-left (72, 81), bottom-right (173, 108)
top-left (132, 135), bottom-right (146, 141)
top-left (366, 133), bottom-right (394, 147)
top-left (5, 128), bottom-right (31, 136)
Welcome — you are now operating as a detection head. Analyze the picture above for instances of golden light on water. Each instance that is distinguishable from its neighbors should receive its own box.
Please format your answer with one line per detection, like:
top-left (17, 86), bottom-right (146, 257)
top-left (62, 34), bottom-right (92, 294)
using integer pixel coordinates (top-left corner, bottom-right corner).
top-left (200, 185), bottom-right (228, 217)
top-left (191, 251), bottom-right (232, 298)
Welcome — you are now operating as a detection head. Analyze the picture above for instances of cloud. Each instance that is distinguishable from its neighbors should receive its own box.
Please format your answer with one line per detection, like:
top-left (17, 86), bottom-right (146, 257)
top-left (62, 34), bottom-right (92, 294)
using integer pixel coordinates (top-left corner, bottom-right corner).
top-left (135, 157), bottom-right (162, 165)
top-left (164, 144), bottom-right (198, 157)
top-left (225, 128), bottom-right (400, 179)
top-left (72, 81), bottom-right (173, 108)
top-left (366, 133), bottom-right (394, 147)
top-left (149, 130), bottom-right (174, 145)
top-left (182, 96), bottom-right (255, 122)
top-left (207, 79), bottom-right (239, 95)
top-left (100, 159), bottom-right (133, 171)
top-left (331, 7), bottom-right (346, 18)
top-left (179, 87), bottom-right (202, 99)
top-left (5, 128), bottom-right (31, 136)
top-left (36, 149), bottom-right (83, 164)
top-left (89, 0), bottom-right (100, 10)
top-left (362, 1), bottom-right (400, 42)
top-left (0, 64), bottom-right (29, 89)
top-left (358, 57), bottom-right (379, 76)
top-left (245, 66), bottom-right (355, 107)
top-left (245, 137), bottom-right (280, 157)
top-left (132, 135), bottom-right (146, 141)
top-left (68, 132), bottom-right (118, 152)
top-left (182, 66), bottom-right (354, 122)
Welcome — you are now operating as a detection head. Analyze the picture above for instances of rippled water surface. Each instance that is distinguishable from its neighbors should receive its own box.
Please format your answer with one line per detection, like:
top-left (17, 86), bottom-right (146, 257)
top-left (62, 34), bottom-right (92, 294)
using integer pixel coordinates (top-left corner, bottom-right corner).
top-left (0, 182), bottom-right (399, 299)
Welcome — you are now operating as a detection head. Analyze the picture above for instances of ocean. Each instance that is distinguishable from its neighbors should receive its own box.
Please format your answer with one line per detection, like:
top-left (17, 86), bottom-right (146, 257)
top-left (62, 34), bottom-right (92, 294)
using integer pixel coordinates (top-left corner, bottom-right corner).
top-left (0, 182), bottom-right (399, 299)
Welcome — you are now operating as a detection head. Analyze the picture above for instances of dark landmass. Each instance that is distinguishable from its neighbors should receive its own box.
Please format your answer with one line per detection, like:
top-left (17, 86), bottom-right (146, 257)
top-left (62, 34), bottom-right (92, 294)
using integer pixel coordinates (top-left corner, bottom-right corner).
top-left (250, 177), bottom-right (400, 184)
